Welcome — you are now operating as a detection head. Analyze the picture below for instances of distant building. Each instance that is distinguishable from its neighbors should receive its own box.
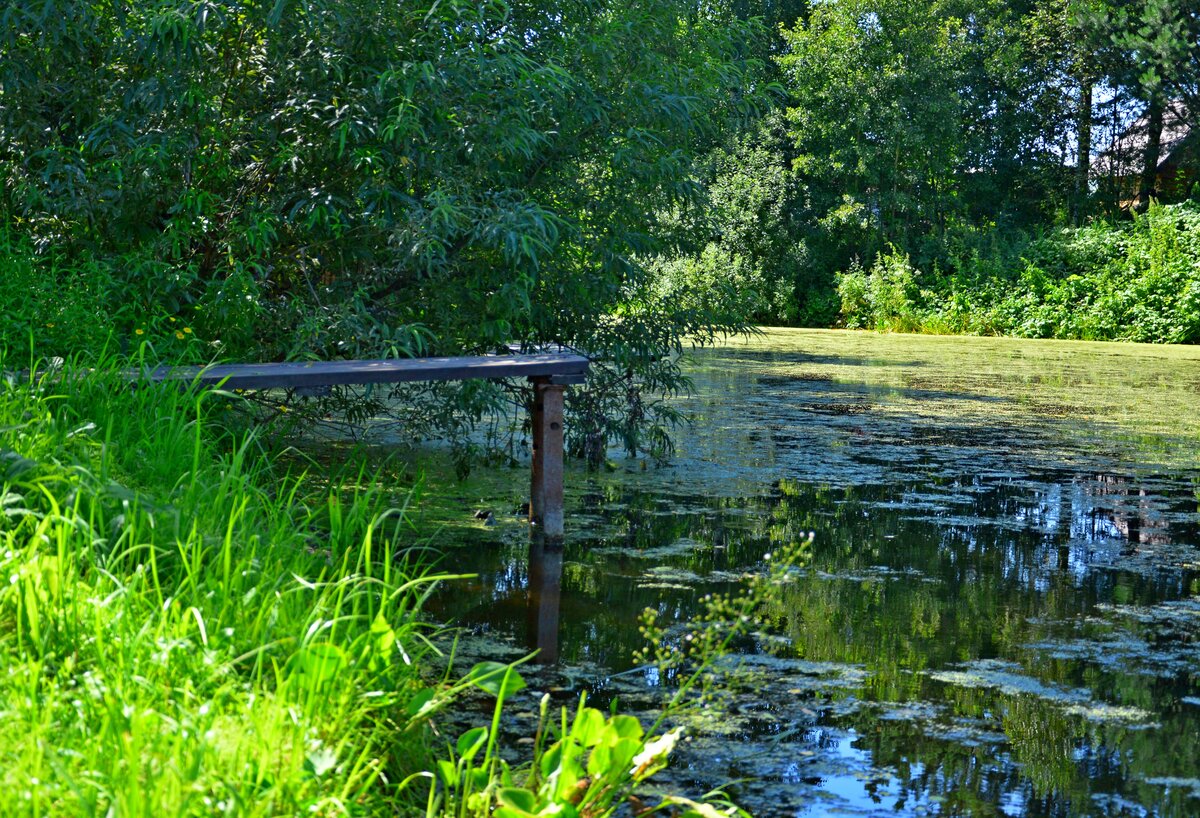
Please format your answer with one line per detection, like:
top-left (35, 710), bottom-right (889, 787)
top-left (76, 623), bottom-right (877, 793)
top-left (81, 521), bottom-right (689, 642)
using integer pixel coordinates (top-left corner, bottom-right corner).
top-left (1094, 101), bottom-right (1196, 210)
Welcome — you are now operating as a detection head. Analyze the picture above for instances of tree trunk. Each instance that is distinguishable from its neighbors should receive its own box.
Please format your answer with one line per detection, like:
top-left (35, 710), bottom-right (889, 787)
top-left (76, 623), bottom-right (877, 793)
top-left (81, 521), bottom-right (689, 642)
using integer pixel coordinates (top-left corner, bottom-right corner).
top-left (1137, 96), bottom-right (1165, 210)
top-left (1074, 82), bottom-right (1092, 224)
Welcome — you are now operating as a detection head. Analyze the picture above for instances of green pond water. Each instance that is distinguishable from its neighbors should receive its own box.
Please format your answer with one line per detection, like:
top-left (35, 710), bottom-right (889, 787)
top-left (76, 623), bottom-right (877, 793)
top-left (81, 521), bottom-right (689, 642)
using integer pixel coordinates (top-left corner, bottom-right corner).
top-left (416, 329), bottom-right (1200, 818)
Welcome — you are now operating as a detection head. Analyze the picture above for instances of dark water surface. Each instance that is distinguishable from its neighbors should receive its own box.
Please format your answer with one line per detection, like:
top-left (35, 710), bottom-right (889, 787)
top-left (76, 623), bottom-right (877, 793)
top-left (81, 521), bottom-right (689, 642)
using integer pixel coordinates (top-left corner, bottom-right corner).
top-left (424, 330), bottom-right (1200, 818)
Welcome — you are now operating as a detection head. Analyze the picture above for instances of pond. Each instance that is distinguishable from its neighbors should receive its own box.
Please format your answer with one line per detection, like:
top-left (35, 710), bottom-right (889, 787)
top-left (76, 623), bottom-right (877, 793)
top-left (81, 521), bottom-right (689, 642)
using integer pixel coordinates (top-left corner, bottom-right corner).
top-left (420, 329), bottom-right (1200, 818)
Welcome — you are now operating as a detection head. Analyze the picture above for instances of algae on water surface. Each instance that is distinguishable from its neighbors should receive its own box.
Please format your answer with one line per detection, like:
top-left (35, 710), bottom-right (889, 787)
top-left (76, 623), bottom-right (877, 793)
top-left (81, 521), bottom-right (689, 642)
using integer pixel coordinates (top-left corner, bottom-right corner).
top-left (407, 330), bottom-right (1200, 818)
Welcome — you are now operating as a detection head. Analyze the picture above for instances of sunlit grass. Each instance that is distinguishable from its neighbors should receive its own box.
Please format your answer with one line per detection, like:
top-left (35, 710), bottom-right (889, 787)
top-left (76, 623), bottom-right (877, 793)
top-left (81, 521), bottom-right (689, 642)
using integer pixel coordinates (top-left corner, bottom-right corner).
top-left (0, 356), bottom-right (449, 816)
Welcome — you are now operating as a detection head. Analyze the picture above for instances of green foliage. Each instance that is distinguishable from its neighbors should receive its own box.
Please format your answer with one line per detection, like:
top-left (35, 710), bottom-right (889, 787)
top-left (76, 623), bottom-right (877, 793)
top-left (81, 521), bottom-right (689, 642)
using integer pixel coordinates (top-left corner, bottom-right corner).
top-left (421, 685), bottom-right (743, 818)
top-left (654, 0), bottom-right (1198, 329)
top-left (661, 0), bottom-right (1127, 328)
top-left (835, 249), bottom-right (922, 332)
top-left (0, 0), bottom-right (772, 460)
top-left (650, 247), bottom-right (774, 327)
top-left (1086, 0), bottom-right (1199, 120)
top-left (836, 202), bottom-right (1200, 343)
top-left (0, 355), bottom-right (775, 815)
top-left (779, 0), bottom-right (967, 254)
top-left (0, 357), bottom-right (469, 814)
top-left (403, 534), bottom-right (815, 818)
top-left (655, 114), bottom-right (837, 327)
top-left (0, 236), bottom-right (117, 357)
top-left (0, 243), bottom-right (217, 363)
top-left (634, 534), bottom-right (813, 687)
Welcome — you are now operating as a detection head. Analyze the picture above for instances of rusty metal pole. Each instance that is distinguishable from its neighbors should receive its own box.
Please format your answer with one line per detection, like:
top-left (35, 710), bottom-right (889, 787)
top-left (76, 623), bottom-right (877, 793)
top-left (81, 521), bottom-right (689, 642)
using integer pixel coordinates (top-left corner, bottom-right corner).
top-left (529, 378), bottom-right (566, 539)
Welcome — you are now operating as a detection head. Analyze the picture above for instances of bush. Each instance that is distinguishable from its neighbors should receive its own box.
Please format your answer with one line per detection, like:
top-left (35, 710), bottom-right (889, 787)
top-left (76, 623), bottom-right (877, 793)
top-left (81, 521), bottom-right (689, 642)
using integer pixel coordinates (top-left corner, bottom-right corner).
top-left (835, 202), bottom-right (1200, 344)
top-left (835, 247), bottom-right (922, 332)
top-left (0, 234), bottom-right (219, 362)
top-left (650, 245), bottom-right (772, 324)
top-left (1, 0), bottom-right (772, 462)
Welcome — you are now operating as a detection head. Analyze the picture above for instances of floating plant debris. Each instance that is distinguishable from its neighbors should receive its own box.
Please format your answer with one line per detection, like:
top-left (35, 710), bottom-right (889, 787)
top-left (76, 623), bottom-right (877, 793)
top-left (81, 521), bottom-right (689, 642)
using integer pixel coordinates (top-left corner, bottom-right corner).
top-left (926, 659), bottom-right (1154, 722)
top-left (402, 330), bottom-right (1200, 817)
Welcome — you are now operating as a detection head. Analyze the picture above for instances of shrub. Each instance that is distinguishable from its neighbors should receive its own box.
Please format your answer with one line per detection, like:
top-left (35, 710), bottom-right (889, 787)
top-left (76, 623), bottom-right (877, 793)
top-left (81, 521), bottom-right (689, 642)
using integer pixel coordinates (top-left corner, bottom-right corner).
top-left (835, 247), bottom-right (922, 332)
top-left (834, 201), bottom-right (1200, 344)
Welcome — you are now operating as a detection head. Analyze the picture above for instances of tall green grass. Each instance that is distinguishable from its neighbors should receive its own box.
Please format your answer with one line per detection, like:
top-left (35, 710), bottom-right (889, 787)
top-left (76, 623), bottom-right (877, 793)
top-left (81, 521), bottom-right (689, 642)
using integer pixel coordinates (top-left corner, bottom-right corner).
top-left (0, 357), bottom-right (450, 816)
top-left (0, 359), bottom-right (752, 818)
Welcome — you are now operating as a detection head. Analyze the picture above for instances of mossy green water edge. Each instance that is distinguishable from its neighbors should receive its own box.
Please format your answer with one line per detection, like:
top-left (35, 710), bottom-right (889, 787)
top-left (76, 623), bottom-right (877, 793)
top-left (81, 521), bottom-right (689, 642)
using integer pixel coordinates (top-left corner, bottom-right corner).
top-left (407, 330), bottom-right (1200, 818)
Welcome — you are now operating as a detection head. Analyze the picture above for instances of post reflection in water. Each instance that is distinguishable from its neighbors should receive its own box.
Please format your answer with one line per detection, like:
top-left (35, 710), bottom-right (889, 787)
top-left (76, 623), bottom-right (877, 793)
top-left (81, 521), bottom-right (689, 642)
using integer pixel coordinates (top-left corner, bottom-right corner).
top-left (526, 535), bottom-right (563, 664)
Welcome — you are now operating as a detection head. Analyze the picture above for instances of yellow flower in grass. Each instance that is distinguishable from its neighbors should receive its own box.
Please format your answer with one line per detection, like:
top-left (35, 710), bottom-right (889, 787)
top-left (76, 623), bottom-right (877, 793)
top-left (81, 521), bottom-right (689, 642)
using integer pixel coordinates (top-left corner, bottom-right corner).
top-left (175, 331), bottom-right (185, 340)
top-left (183, 327), bottom-right (193, 334)
top-left (135, 328), bottom-right (145, 336)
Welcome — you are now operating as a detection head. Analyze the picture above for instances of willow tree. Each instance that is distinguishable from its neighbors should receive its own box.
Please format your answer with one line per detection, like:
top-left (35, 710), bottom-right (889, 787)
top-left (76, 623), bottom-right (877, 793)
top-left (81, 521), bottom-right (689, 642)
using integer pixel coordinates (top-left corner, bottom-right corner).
top-left (0, 0), bottom-right (770, 460)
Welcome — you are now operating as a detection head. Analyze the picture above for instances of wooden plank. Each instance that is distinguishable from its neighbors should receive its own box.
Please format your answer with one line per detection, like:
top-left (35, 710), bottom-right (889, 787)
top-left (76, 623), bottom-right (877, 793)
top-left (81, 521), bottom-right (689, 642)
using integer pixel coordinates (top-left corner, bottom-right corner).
top-left (529, 383), bottom-right (546, 528)
top-left (127, 353), bottom-right (585, 543)
top-left (141, 353), bottom-right (589, 391)
top-left (540, 385), bottom-right (566, 539)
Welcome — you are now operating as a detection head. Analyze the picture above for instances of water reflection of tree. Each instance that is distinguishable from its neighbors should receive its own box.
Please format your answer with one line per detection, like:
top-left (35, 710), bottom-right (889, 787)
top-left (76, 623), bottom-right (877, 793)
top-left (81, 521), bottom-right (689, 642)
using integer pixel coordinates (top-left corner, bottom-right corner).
top-left (567, 474), bottom-right (1196, 814)
top-left (435, 465), bottom-right (1200, 816)
top-left (755, 476), bottom-right (1200, 817)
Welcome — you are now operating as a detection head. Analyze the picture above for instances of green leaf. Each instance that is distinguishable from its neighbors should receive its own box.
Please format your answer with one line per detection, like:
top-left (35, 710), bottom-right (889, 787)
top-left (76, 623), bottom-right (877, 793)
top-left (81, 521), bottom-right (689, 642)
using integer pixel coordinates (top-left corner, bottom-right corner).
top-left (466, 661), bottom-right (526, 700)
top-left (267, 0), bottom-right (289, 28)
top-left (0, 451), bottom-right (39, 482)
top-left (572, 707), bottom-right (606, 747)
top-left (406, 687), bottom-right (436, 717)
top-left (586, 741), bottom-right (612, 778)
top-left (538, 741), bottom-right (562, 779)
top-left (371, 612), bottom-right (396, 644)
top-left (609, 714), bottom-right (644, 741)
top-left (437, 759), bottom-right (458, 787)
top-left (497, 788), bottom-right (538, 812)
top-left (289, 643), bottom-right (348, 685)
top-left (609, 737), bottom-right (641, 776)
top-left (368, 613), bottom-right (396, 670)
top-left (456, 726), bottom-right (488, 762)
top-left (552, 758), bottom-right (583, 803)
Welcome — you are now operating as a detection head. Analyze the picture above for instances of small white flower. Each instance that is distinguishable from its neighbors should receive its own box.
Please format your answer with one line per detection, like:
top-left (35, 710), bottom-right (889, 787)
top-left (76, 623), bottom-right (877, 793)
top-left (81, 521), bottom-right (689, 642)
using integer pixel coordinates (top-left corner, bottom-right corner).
top-left (630, 727), bottom-right (684, 775)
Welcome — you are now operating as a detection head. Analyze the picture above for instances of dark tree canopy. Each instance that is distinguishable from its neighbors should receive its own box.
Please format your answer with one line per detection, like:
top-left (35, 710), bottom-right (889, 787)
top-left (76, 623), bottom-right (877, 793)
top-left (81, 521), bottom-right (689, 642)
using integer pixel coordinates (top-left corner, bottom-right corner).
top-left (0, 0), bottom-right (772, 458)
top-left (2, 0), bottom-right (1199, 458)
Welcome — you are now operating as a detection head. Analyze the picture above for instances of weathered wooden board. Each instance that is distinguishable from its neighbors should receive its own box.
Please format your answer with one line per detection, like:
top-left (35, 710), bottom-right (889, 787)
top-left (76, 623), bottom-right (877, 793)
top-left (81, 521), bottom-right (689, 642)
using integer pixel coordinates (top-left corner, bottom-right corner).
top-left (142, 353), bottom-right (589, 390)
top-left (529, 379), bottom-right (566, 537)
top-left (130, 352), bottom-right (587, 542)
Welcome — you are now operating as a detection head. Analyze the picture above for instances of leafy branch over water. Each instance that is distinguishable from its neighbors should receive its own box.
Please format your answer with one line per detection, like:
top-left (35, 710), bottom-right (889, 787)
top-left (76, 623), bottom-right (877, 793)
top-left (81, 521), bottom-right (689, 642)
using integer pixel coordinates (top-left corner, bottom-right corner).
top-left (635, 534), bottom-right (815, 693)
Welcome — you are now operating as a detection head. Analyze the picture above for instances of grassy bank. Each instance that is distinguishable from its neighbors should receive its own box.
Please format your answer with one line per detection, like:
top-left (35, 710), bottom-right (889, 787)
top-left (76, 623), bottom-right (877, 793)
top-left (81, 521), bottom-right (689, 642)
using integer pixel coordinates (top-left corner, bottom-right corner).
top-left (0, 356), bottom-right (754, 817)
top-left (836, 202), bottom-right (1200, 343)
top-left (0, 358), bottom-right (454, 815)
